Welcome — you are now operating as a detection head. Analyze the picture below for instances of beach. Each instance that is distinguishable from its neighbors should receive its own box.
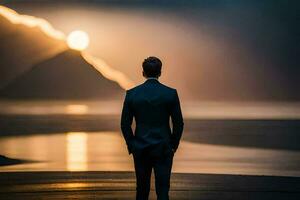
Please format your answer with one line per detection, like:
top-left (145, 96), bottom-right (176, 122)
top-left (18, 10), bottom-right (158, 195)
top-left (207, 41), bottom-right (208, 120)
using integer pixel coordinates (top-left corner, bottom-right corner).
top-left (1, 171), bottom-right (300, 200)
top-left (1, 102), bottom-right (300, 199)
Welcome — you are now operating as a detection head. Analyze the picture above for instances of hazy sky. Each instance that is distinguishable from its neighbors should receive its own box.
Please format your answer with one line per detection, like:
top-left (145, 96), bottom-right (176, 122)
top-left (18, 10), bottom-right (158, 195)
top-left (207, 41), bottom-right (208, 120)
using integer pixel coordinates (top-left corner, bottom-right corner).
top-left (2, 0), bottom-right (299, 101)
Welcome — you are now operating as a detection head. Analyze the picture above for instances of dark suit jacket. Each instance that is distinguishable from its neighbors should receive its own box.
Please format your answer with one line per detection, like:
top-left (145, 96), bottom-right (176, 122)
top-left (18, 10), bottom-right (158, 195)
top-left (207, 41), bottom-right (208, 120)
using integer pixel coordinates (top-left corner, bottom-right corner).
top-left (121, 79), bottom-right (184, 157)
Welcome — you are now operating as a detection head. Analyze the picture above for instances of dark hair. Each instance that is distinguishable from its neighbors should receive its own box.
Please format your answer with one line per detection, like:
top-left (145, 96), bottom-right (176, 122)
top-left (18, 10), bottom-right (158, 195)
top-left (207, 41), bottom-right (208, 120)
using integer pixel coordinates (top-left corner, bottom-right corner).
top-left (142, 56), bottom-right (162, 78)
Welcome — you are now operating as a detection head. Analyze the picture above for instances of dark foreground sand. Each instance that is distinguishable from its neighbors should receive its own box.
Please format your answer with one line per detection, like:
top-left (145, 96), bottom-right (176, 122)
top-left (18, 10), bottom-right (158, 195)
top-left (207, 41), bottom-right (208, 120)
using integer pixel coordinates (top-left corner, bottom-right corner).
top-left (0, 172), bottom-right (299, 200)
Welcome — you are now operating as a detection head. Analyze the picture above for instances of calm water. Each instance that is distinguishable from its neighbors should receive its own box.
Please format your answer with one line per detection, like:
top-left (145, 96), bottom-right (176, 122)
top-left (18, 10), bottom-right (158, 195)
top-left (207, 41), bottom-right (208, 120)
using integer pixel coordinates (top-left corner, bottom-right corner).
top-left (0, 131), bottom-right (299, 177)
top-left (0, 100), bottom-right (300, 119)
top-left (1, 100), bottom-right (299, 176)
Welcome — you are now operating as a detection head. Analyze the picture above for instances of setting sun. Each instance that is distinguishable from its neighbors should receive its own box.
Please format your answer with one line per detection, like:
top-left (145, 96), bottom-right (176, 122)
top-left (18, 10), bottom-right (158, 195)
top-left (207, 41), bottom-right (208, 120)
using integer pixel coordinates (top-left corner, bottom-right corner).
top-left (67, 30), bottom-right (89, 51)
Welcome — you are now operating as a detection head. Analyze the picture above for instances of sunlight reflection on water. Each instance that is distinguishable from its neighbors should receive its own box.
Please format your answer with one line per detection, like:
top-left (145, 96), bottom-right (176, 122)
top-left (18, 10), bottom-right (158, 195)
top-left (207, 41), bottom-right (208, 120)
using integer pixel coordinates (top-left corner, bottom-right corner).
top-left (65, 105), bottom-right (89, 115)
top-left (66, 132), bottom-right (87, 171)
top-left (0, 132), bottom-right (299, 177)
top-left (0, 100), bottom-right (299, 119)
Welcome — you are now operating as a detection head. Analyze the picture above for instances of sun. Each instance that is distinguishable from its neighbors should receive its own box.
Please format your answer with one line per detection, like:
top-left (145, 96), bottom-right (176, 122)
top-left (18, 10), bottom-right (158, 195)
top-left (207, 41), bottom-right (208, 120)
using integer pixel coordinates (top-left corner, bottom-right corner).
top-left (67, 30), bottom-right (90, 51)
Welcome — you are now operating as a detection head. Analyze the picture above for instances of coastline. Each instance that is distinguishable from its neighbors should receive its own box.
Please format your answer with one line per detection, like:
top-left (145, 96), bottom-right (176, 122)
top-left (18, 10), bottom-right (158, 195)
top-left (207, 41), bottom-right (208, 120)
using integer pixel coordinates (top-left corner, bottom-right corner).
top-left (0, 155), bottom-right (31, 166)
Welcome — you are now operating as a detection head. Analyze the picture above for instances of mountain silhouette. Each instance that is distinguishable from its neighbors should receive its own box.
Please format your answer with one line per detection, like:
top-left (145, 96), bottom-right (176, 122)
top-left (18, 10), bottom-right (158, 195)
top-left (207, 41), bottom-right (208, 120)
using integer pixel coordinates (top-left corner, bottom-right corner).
top-left (0, 15), bottom-right (67, 89)
top-left (0, 49), bottom-right (124, 99)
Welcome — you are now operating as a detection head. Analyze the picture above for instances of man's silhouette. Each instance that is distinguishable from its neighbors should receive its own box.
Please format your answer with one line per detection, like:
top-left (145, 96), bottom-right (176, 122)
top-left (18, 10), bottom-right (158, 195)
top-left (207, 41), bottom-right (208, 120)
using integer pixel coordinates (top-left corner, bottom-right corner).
top-left (121, 57), bottom-right (184, 200)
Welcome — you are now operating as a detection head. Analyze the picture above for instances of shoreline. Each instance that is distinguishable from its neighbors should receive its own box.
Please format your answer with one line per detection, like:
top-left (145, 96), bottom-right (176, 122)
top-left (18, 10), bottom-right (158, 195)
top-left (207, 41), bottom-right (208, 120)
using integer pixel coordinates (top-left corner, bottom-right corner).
top-left (0, 155), bottom-right (31, 166)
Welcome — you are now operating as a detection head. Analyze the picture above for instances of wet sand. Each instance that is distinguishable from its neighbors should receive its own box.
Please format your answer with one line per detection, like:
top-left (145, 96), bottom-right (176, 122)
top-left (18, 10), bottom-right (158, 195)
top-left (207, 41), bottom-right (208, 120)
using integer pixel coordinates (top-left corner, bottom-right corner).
top-left (1, 171), bottom-right (300, 200)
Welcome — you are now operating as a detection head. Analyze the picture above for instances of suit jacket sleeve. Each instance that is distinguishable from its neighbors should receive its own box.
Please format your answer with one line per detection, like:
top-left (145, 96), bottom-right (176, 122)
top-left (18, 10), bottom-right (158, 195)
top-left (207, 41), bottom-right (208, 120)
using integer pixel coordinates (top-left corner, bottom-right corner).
top-left (170, 89), bottom-right (184, 152)
top-left (121, 91), bottom-right (134, 154)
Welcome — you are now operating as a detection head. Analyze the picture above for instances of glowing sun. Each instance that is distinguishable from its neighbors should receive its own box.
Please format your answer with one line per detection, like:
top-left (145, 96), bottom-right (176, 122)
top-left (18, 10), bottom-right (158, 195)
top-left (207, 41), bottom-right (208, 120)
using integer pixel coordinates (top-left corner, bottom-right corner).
top-left (67, 30), bottom-right (90, 51)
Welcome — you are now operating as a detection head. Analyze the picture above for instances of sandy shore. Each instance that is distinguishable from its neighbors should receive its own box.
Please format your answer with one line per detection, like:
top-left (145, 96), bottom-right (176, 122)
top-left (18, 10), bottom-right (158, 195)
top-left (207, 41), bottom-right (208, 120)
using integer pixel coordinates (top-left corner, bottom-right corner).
top-left (0, 171), bottom-right (300, 200)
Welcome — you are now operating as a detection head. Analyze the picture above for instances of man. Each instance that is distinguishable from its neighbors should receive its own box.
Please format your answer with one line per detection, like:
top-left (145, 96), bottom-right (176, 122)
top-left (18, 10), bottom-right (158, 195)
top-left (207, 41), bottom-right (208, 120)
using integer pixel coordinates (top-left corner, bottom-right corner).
top-left (121, 56), bottom-right (184, 200)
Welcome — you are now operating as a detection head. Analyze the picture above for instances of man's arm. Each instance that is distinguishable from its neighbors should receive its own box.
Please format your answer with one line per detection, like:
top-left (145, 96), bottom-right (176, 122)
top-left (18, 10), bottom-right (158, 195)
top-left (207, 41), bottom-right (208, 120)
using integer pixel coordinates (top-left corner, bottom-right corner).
top-left (170, 90), bottom-right (184, 152)
top-left (121, 91), bottom-right (134, 154)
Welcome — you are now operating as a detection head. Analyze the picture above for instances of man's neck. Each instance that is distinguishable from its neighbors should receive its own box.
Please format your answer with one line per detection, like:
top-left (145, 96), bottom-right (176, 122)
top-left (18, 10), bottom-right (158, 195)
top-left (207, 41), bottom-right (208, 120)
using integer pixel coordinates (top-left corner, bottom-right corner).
top-left (146, 77), bottom-right (158, 80)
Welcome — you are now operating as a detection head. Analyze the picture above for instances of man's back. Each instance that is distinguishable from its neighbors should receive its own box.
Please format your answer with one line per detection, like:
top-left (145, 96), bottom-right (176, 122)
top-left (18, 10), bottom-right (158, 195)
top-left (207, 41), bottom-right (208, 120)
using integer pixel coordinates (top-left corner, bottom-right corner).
top-left (121, 78), bottom-right (183, 157)
top-left (120, 56), bottom-right (183, 200)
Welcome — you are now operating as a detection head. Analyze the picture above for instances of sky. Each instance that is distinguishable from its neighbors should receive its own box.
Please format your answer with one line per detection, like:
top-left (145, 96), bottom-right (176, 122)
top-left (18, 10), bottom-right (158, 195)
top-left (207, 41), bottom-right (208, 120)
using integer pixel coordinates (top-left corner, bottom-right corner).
top-left (1, 0), bottom-right (299, 101)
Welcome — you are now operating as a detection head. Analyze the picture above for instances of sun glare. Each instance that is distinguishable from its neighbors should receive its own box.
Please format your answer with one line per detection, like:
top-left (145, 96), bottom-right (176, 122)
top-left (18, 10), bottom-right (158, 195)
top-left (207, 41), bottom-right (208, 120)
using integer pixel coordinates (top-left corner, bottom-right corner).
top-left (0, 5), bottom-right (135, 89)
top-left (67, 30), bottom-right (90, 51)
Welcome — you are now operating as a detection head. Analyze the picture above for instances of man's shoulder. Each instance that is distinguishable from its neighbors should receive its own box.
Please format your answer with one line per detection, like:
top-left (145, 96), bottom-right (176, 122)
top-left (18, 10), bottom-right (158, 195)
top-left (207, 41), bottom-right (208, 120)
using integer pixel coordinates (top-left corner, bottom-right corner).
top-left (126, 82), bottom-right (177, 95)
top-left (159, 83), bottom-right (177, 92)
top-left (125, 84), bottom-right (143, 98)
top-left (126, 84), bottom-right (143, 93)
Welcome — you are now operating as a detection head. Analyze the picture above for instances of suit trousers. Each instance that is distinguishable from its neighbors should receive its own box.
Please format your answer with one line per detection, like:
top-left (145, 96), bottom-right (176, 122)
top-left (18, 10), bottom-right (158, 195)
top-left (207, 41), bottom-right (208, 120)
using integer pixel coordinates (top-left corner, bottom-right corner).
top-left (133, 151), bottom-right (174, 200)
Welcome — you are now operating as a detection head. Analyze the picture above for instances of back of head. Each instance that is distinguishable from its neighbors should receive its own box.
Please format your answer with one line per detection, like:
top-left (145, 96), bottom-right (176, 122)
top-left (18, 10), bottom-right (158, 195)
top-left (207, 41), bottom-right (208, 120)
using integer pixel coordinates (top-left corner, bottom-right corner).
top-left (142, 56), bottom-right (162, 78)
